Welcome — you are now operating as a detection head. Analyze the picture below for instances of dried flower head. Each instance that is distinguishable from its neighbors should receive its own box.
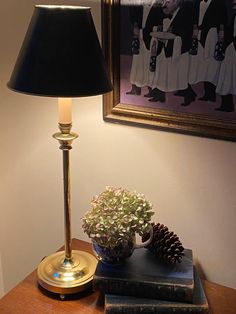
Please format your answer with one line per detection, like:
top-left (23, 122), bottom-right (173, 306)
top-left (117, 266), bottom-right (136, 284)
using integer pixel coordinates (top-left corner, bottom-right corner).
top-left (82, 186), bottom-right (154, 248)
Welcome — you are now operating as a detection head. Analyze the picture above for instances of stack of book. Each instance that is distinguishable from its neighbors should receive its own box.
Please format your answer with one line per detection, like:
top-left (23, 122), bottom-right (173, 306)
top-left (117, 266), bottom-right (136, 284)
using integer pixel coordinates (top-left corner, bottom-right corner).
top-left (93, 248), bottom-right (209, 313)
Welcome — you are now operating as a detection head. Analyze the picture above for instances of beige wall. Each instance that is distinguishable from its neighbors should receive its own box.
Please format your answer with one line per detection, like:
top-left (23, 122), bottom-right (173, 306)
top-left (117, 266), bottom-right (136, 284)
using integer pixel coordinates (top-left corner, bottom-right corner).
top-left (0, 0), bottom-right (236, 296)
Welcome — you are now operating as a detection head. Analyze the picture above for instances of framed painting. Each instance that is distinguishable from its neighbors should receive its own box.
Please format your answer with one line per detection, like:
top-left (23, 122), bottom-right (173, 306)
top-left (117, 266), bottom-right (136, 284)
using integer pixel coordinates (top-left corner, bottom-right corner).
top-left (102, 0), bottom-right (236, 141)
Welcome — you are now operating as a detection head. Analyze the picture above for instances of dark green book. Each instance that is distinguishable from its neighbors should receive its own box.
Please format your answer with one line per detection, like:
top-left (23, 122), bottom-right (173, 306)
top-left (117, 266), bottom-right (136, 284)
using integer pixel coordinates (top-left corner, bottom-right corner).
top-left (105, 269), bottom-right (209, 314)
top-left (93, 248), bottom-right (194, 303)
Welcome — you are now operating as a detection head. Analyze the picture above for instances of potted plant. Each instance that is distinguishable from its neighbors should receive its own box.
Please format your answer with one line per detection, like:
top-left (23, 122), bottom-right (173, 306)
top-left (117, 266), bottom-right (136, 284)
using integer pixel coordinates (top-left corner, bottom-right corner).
top-left (82, 186), bottom-right (154, 264)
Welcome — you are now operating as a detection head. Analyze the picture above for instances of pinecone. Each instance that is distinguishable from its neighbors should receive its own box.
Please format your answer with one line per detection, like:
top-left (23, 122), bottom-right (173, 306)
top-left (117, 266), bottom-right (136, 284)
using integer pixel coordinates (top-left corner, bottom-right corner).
top-left (142, 223), bottom-right (184, 264)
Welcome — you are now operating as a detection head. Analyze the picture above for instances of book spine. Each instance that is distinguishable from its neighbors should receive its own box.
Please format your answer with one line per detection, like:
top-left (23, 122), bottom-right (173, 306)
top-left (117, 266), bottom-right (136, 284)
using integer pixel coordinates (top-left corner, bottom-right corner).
top-left (93, 277), bottom-right (193, 303)
top-left (105, 305), bottom-right (208, 314)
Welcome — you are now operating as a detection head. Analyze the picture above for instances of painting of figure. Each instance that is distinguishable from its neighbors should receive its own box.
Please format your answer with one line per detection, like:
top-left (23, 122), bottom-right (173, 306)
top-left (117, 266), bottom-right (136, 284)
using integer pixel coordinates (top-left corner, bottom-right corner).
top-left (120, 0), bottom-right (236, 117)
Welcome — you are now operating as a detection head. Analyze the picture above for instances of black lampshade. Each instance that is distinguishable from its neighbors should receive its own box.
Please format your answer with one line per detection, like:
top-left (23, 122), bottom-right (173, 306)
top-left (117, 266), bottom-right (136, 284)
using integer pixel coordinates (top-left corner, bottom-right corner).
top-left (8, 5), bottom-right (112, 97)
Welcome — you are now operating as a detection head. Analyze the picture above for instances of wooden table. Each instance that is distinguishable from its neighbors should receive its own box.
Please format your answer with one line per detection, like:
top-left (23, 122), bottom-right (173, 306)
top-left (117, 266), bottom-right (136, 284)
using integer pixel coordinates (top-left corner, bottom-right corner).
top-left (0, 239), bottom-right (235, 313)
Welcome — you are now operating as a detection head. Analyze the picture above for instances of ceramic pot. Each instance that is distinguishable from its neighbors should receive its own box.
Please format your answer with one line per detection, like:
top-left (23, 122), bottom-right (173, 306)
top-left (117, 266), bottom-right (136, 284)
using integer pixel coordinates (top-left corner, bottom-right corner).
top-left (92, 225), bottom-right (153, 265)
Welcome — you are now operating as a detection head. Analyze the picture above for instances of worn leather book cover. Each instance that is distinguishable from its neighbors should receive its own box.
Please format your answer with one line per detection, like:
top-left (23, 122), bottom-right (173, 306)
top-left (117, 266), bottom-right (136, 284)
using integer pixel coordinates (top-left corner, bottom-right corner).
top-left (105, 268), bottom-right (208, 314)
top-left (93, 248), bottom-right (194, 303)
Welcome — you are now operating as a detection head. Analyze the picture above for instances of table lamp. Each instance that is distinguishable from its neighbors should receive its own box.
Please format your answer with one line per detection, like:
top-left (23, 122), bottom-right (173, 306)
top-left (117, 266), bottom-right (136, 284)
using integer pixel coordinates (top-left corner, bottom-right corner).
top-left (7, 5), bottom-right (112, 296)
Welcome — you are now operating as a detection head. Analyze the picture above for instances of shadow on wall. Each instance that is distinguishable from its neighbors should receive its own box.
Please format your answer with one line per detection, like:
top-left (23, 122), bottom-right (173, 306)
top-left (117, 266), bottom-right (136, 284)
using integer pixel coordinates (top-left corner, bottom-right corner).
top-left (194, 259), bottom-right (207, 281)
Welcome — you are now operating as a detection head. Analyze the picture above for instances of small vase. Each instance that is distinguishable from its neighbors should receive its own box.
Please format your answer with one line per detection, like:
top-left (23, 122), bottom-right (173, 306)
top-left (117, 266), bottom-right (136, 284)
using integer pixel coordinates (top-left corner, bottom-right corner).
top-left (92, 226), bottom-right (153, 265)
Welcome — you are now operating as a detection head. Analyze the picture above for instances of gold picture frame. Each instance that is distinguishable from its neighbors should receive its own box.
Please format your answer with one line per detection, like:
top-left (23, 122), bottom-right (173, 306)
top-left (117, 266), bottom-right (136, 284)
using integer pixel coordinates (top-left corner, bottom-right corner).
top-left (102, 0), bottom-right (236, 141)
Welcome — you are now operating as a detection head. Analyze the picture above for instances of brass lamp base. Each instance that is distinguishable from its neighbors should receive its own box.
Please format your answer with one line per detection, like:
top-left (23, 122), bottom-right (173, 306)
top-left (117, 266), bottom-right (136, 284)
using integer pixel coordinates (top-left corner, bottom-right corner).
top-left (37, 250), bottom-right (97, 295)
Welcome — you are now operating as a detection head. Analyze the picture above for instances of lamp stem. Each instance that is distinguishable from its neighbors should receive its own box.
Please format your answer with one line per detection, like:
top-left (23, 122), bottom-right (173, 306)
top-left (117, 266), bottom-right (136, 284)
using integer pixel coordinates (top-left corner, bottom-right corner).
top-left (62, 149), bottom-right (72, 261)
top-left (53, 123), bottom-right (78, 263)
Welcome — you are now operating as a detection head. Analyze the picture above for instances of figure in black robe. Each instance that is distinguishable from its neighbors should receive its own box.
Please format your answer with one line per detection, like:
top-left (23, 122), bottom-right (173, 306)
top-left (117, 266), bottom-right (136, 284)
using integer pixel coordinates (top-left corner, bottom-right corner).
top-left (149, 0), bottom-right (196, 106)
top-left (191, 0), bottom-right (227, 102)
top-left (126, 2), bottom-right (164, 96)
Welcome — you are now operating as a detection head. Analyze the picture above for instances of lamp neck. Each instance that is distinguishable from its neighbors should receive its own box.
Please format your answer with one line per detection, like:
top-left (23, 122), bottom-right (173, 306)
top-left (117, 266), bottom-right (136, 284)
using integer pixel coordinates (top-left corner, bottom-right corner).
top-left (53, 123), bottom-right (78, 151)
top-left (59, 123), bottom-right (72, 134)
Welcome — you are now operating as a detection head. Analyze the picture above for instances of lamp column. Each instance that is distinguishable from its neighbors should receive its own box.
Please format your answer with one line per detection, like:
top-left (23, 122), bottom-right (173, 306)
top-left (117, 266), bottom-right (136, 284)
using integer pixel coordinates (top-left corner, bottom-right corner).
top-left (54, 122), bottom-right (78, 263)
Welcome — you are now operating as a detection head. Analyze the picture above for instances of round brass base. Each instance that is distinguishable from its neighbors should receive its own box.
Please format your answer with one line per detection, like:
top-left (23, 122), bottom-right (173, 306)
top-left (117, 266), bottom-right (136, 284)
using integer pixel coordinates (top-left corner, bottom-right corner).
top-left (37, 250), bottom-right (98, 295)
